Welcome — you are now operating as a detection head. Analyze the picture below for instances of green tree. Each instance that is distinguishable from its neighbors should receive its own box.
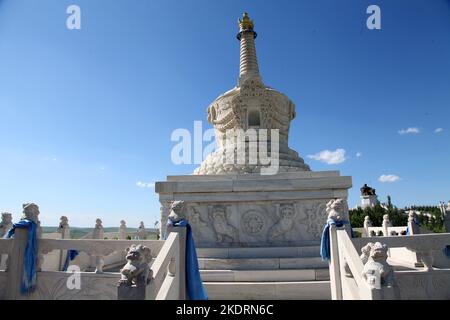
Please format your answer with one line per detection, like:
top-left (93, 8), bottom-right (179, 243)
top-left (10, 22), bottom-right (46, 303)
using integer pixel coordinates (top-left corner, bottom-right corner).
top-left (387, 195), bottom-right (393, 209)
top-left (349, 198), bottom-right (407, 228)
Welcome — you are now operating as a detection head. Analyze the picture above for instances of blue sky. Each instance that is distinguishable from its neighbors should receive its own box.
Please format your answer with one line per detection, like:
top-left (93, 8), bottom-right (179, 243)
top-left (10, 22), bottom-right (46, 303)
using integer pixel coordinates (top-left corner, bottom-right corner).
top-left (0, 0), bottom-right (449, 227)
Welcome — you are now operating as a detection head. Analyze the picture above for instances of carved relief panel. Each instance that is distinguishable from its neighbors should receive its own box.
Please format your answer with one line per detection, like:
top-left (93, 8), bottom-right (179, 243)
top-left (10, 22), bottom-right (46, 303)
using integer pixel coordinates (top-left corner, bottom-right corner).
top-left (162, 198), bottom-right (332, 247)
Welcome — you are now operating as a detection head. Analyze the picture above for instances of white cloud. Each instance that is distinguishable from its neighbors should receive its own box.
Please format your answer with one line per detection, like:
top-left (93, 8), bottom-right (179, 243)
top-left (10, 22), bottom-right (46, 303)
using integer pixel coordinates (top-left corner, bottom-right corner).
top-left (435, 128), bottom-right (444, 133)
top-left (398, 127), bottom-right (420, 135)
top-left (136, 181), bottom-right (155, 188)
top-left (307, 148), bottom-right (347, 165)
top-left (356, 152), bottom-right (362, 158)
top-left (378, 174), bottom-right (400, 183)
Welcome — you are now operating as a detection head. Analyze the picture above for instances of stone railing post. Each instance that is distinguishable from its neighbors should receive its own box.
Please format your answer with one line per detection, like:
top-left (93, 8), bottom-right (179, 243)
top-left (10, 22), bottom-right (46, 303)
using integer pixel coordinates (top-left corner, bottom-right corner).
top-left (166, 224), bottom-right (187, 300)
top-left (363, 216), bottom-right (372, 238)
top-left (382, 214), bottom-right (391, 237)
top-left (329, 225), bottom-right (343, 300)
top-left (92, 218), bottom-right (104, 273)
top-left (58, 216), bottom-right (71, 270)
top-left (119, 220), bottom-right (127, 240)
top-left (407, 212), bottom-right (420, 235)
top-left (7, 228), bottom-right (28, 300)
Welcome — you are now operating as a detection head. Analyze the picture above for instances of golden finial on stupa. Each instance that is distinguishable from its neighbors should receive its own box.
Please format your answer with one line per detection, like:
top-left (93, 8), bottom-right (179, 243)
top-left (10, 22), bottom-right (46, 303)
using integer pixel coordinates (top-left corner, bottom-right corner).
top-left (238, 12), bottom-right (254, 31)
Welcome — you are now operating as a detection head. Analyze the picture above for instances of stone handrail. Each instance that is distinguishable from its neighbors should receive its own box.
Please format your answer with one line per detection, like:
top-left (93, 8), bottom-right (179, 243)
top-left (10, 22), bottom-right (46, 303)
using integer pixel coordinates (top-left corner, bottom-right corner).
top-left (0, 227), bottom-right (187, 300)
top-left (151, 233), bottom-right (178, 293)
top-left (330, 225), bottom-right (450, 299)
top-left (352, 233), bottom-right (450, 270)
top-left (39, 239), bottom-right (165, 256)
top-left (329, 226), bottom-right (375, 300)
top-left (39, 239), bottom-right (165, 273)
top-left (367, 226), bottom-right (407, 236)
top-left (352, 233), bottom-right (450, 251)
top-left (149, 227), bottom-right (186, 300)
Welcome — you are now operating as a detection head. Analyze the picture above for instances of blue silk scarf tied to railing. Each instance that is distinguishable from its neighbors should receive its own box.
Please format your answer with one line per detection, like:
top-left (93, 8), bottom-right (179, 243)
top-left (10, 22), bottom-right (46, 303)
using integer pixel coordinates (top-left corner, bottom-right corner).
top-left (320, 218), bottom-right (353, 261)
top-left (444, 246), bottom-right (450, 258)
top-left (62, 250), bottom-right (79, 271)
top-left (5, 219), bottom-right (38, 295)
top-left (166, 219), bottom-right (208, 300)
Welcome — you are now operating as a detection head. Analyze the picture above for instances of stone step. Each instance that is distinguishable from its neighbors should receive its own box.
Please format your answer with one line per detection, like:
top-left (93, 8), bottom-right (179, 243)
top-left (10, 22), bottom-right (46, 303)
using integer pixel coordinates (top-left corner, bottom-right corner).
top-left (200, 268), bottom-right (329, 282)
top-left (197, 245), bottom-right (321, 259)
top-left (199, 256), bottom-right (328, 270)
top-left (204, 281), bottom-right (331, 300)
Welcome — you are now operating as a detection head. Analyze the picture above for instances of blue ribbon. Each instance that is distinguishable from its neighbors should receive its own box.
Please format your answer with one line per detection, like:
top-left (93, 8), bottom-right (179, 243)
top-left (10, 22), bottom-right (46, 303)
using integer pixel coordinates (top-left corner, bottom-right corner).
top-left (62, 250), bottom-right (79, 271)
top-left (320, 218), bottom-right (353, 261)
top-left (444, 246), bottom-right (450, 258)
top-left (5, 219), bottom-right (38, 295)
top-left (166, 219), bottom-right (208, 300)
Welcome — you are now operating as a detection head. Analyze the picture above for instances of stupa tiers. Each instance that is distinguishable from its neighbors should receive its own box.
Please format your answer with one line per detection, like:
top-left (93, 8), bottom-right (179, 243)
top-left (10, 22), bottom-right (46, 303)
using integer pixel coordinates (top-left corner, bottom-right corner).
top-left (156, 13), bottom-right (352, 248)
top-left (194, 13), bottom-right (310, 175)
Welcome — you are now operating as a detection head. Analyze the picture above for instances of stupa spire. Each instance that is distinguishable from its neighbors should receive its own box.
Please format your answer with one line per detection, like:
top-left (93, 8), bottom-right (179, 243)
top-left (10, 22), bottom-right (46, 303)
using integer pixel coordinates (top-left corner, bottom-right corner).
top-left (193, 12), bottom-right (311, 175)
top-left (237, 13), bottom-right (261, 84)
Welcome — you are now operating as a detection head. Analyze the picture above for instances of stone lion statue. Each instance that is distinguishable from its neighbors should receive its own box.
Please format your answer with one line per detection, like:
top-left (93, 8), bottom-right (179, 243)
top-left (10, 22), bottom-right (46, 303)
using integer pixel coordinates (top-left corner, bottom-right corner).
top-left (22, 203), bottom-right (40, 223)
top-left (58, 216), bottom-right (69, 230)
top-left (137, 221), bottom-right (148, 240)
top-left (362, 242), bottom-right (394, 289)
top-left (118, 244), bottom-right (153, 287)
top-left (326, 199), bottom-right (349, 222)
top-left (168, 200), bottom-right (188, 223)
top-left (93, 218), bottom-right (104, 239)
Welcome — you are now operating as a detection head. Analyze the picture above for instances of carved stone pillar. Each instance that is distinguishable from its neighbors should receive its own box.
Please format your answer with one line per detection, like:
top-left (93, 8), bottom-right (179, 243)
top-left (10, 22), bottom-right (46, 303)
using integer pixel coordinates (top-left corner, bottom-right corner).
top-left (92, 218), bottom-right (104, 273)
top-left (407, 212), bottom-right (420, 235)
top-left (119, 220), bottom-right (127, 240)
top-left (363, 216), bottom-right (372, 238)
top-left (382, 214), bottom-right (392, 237)
top-left (58, 216), bottom-right (71, 270)
top-left (92, 218), bottom-right (104, 239)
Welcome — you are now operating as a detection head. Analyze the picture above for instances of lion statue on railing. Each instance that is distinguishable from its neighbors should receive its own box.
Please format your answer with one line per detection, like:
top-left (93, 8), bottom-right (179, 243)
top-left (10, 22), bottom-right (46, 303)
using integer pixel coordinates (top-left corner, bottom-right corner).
top-left (118, 244), bottom-right (153, 287)
top-left (168, 200), bottom-right (188, 223)
top-left (326, 198), bottom-right (349, 222)
top-left (361, 242), bottom-right (394, 289)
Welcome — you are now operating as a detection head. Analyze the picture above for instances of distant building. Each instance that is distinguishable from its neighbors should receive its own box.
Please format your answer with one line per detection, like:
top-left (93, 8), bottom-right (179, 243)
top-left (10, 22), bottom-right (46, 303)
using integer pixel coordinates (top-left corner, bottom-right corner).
top-left (360, 184), bottom-right (379, 208)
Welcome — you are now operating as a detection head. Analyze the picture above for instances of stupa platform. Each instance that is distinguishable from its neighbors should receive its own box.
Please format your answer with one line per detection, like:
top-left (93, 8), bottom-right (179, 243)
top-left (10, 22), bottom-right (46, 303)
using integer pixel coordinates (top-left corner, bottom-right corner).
top-left (156, 170), bottom-right (352, 248)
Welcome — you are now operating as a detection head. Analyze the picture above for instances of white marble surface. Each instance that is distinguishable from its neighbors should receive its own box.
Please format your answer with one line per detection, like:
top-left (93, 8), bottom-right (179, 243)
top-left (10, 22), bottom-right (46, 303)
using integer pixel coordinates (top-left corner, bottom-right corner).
top-left (200, 268), bottom-right (323, 282)
top-left (204, 280), bottom-right (331, 300)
